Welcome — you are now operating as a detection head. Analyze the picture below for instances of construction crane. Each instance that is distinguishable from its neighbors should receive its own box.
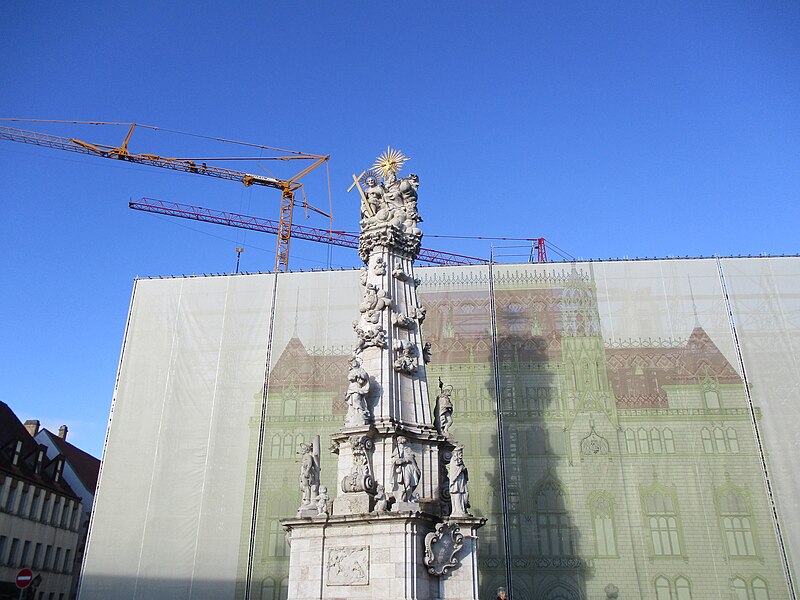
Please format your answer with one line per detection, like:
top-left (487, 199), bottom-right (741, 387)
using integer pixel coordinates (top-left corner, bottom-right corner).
top-left (129, 197), bottom-right (495, 266)
top-left (0, 121), bottom-right (329, 272)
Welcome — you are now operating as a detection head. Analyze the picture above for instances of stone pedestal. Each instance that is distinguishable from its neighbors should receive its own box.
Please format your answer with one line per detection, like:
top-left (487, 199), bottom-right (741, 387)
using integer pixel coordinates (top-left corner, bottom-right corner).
top-left (282, 513), bottom-right (487, 600)
top-left (436, 517), bottom-right (486, 600)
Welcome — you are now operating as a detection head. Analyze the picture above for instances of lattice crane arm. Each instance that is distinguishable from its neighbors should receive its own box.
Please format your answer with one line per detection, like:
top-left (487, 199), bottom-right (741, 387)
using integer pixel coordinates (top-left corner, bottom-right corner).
top-left (0, 124), bottom-right (289, 190)
top-left (0, 123), bottom-right (331, 271)
top-left (129, 198), bottom-right (493, 267)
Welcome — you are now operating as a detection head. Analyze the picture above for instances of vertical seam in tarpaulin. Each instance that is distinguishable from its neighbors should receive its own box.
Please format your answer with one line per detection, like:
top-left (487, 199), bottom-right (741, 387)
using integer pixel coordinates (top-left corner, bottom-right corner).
top-left (488, 262), bottom-right (514, 597)
top-left (188, 277), bottom-right (230, 597)
top-left (133, 279), bottom-right (185, 600)
top-left (595, 262), bottom-right (646, 591)
top-left (78, 278), bottom-right (140, 597)
top-left (717, 257), bottom-right (797, 599)
top-left (244, 272), bottom-right (280, 600)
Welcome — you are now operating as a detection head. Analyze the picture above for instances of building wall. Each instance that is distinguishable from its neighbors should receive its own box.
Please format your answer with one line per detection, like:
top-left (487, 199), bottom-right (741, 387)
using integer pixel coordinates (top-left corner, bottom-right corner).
top-left (80, 258), bottom-right (800, 600)
top-left (0, 475), bottom-right (82, 599)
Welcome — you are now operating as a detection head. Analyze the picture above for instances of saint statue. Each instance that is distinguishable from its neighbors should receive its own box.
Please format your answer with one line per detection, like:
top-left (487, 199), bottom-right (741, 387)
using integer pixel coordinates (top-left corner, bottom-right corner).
top-left (344, 359), bottom-right (370, 427)
top-left (298, 440), bottom-right (320, 511)
top-left (448, 447), bottom-right (470, 517)
top-left (392, 436), bottom-right (421, 503)
top-left (434, 379), bottom-right (454, 437)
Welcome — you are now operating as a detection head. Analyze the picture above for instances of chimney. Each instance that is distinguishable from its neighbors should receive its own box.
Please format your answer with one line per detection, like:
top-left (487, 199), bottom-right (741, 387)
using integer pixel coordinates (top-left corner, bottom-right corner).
top-left (24, 420), bottom-right (40, 437)
top-left (58, 425), bottom-right (68, 440)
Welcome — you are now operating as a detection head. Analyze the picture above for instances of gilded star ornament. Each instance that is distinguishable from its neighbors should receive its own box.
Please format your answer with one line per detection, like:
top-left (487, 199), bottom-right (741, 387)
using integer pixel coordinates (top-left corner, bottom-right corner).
top-left (372, 147), bottom-right (410, 179)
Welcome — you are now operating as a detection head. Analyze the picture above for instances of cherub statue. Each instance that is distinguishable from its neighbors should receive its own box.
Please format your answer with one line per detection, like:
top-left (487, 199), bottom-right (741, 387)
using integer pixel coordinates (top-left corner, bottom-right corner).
top-left (374, 484), bottom-right (389, 512)
top-left (316, 486), bottom-right (330, 516)
top-left (360, 283), bottom-right (390, 313)
top-left (392, 263), bottom-right (409, 281)
top-left (353, 321), bottom-right (387, 351)
top-left (393, 340), bottom-right (417, 374)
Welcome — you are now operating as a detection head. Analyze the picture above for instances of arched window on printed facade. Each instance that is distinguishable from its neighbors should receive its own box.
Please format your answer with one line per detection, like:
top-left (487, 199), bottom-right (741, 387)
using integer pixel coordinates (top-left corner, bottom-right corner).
top-left (644, 488), bottom-right (682, 556)
top-left (268, 520), bottom-right (287, 557)
top-left (718, 488), bottom-right (756, 557)
top-left (704, 389), bottom-right (720, 409)
top-left (655, 576), bottom-right (671, 600)
top-left (727, 428), bottom-right (740, 453)
top-left (589, 492), bottom-right (617, 557)
top-left (283, 434), bottom-right (295, 458)
top-left (663, 428), bottom-right (676, 453)
top-left (260, 577), bottom-right (275, 600)
top-left (625, 429), bottom-right (636, 453)
top-left (702, 428), bottom-right (714, 453)
top-left (638, 428), bottom-right (650, 453)
top-left (535, 478), bottom-right (573, 557)
top-left (279, 577), bottom-right (289, 600)
top-left (675, 576), bottom-right (692, 600)
top-left (271, 435), bottom-right (282, 458)
top-left (752, 577), bottom-right (769, 600)
top-left (651, 428), bottom-right (662, 453)
top-left (714, 427), bottom-right (726, 453)
top-left (732, 577), bottom-right (748, 600)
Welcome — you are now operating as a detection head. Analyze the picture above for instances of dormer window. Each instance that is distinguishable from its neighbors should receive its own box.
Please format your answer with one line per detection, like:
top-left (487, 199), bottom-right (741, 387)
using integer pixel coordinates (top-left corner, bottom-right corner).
top-left (11, 440), bottom-right (22, 466)
top-left (53, 458), bottom-right (65, 483)
top-left (34, 448), bottom-right (45, 475)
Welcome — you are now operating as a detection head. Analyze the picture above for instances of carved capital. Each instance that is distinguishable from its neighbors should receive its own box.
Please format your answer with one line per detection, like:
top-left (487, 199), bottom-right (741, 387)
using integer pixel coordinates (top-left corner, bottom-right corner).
top-left (358, 222), bottom-right (422, 263)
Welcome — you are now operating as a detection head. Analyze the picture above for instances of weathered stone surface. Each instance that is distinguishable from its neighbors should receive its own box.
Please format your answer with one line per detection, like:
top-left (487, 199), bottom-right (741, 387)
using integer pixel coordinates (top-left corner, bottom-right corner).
top-left (333, 492), bottom-right (372, 516)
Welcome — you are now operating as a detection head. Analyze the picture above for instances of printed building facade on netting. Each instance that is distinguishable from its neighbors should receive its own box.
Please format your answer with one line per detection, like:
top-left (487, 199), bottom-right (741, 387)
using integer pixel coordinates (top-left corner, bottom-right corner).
top-left (79, 258), bottom-right (798, 600)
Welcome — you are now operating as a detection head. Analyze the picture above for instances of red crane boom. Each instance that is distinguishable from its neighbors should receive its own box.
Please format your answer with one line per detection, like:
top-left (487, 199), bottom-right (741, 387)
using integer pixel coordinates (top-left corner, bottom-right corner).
top-left (129, 198), bottom-right (493, 267)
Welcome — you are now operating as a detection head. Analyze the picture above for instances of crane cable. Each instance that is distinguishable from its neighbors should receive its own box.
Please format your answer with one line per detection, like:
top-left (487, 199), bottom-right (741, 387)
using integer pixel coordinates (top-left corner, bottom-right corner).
top-left (0, 117), bottom-right (323, 157)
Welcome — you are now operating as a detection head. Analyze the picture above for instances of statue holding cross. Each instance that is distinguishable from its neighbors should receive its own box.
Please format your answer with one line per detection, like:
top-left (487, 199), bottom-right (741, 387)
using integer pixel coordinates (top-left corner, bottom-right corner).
top-left (348, 148), bottom-right (419, 232)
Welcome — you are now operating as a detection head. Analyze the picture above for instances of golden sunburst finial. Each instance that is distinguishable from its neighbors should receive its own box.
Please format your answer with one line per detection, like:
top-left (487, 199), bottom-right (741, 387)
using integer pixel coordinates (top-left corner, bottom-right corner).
top-left (372, 146), bottom-right (410, 179)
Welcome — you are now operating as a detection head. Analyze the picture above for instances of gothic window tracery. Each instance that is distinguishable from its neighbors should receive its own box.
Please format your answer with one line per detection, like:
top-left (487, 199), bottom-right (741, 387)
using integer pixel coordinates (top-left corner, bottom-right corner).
top-left (717, 486), bottom-right (756, 557)
top-left (655, 575), bottom-right (693, 599)
top-left (702, 427), bottom-right (739, 453)
top-left (732, 577), bottom-right (770, 600)
top-left (643, 486), bottom-right (683, 557)
top-left (664, 429), bottom-right (675, 453)
top-left (625, 428), bottom-right (676, 454)
top-left (589, 492), bottom-right (617, 557)
top-left (271, 435), bottom-right (281, 458)
top-left (260, 577), bottom-right (275, 600)
top-left (268, 520), bottom-right (287, 557)
top-left (535, 478), bottom-right (573, 557)
top-left (638, 428), bottom-right (650, 453)
top-left (655, 576), bottom-right (671, 600)
top-left (704, 389), bottom-right (721, 409)
top-left (676, 576), bottom-right (692, 600)
top-left (625, 429), bottom-right (637, 453)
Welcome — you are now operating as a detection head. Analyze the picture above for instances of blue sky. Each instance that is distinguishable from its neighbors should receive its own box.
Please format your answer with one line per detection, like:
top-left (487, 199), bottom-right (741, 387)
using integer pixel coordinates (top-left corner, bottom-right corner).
top-left (1, 1), bottom-right (798, 458)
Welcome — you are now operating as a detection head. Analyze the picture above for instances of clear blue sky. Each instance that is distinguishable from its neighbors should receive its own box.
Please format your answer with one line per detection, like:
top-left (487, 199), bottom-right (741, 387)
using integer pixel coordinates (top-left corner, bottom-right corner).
top-left (1, 1), bottom-right (798, 458)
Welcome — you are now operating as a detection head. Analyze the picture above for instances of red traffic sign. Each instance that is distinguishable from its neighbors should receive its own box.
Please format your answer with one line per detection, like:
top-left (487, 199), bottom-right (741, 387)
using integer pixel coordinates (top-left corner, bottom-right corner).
top-left (15, 568), bottom-right (33, 589)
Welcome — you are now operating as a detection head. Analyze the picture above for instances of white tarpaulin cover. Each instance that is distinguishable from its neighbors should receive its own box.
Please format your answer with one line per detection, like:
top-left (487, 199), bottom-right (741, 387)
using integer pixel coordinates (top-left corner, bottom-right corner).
top-left (80, 259), bottom-right (799, 600)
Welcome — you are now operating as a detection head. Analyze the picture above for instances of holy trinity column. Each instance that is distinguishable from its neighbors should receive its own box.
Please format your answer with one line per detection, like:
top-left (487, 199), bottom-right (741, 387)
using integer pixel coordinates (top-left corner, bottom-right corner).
top-left (283, 149), bottom-right (484, 600)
